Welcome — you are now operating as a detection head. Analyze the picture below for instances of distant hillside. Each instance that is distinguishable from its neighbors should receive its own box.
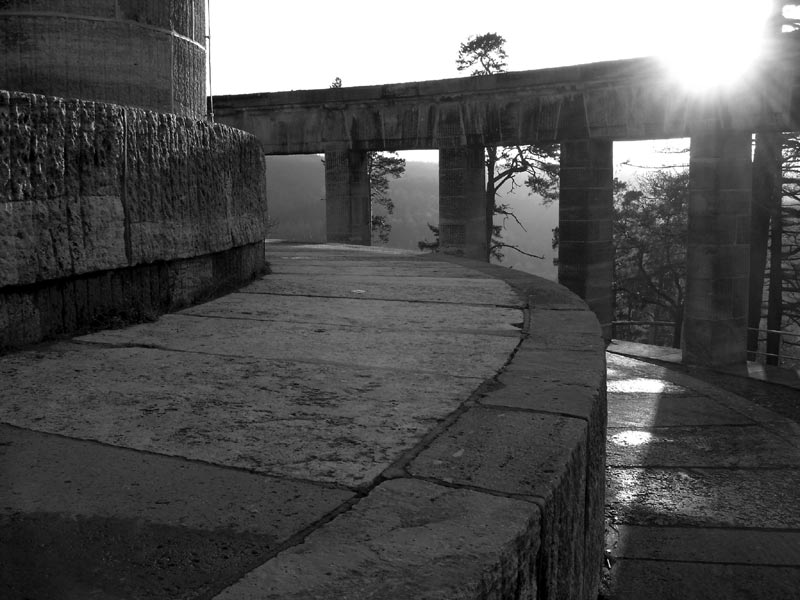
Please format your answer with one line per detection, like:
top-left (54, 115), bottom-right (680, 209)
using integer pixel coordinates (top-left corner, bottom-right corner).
top-left (266, 155), bottom-right (326, 242)
top-left (265, 155), bottom-right (558, 280)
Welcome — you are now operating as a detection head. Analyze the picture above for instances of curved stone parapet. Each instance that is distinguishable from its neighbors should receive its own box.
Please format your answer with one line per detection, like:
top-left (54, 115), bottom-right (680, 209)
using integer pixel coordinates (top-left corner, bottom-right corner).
top-left (0, 0), bottom-right (206, 118)
top-left (0, 244), bottom-right (606, 597)
top-left (0, 90), bottom-right (268, 349)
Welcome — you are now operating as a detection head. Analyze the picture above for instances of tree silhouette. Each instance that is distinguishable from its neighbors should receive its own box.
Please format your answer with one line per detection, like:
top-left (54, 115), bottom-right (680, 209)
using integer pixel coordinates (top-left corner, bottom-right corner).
top-left (456, 33), bottom-right (559, 262)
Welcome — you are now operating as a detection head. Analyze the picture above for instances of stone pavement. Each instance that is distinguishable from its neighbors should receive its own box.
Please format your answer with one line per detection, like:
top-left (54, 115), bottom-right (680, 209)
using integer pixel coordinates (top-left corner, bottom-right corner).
top-left (601, 352), bottom-right (800, 600)
top-left (0, 243), bottom-right (606, 599)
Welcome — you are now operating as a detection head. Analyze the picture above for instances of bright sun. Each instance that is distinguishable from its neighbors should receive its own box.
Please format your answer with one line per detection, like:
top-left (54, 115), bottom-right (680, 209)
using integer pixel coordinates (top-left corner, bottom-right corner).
top-left (655, 1), bottom-right (773, 92)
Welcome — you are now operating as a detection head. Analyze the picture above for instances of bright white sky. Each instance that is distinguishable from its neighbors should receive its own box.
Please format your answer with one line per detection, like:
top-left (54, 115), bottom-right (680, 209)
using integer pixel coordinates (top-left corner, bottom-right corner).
top-left (208, 0), bottom-right (776, 95)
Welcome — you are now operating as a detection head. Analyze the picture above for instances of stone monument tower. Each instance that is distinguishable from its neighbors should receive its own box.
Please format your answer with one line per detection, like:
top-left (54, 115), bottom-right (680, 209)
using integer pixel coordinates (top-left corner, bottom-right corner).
top-left (0, 0), bottom-right (269, 349)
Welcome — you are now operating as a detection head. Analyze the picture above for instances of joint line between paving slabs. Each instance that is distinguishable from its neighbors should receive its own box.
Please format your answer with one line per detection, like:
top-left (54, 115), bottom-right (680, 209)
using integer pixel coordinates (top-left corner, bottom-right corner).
top-left (237, 290), bottom-right (523, 309)
top-left (396, 474), bottom-right (544, 504)
top-left (479, 402), bottom-right (594, 423)
top-left (169, 313), bottom-right (523, 338)
top-left (64, 339), bottom-right (498, 379)
top-left (608, 464), bottom-right (800, 471)
top-left (610, 556), bottom-right (800, 569)
top-left (0, 422), bottom-right (357, 493)
top-left (373, 337), bottom-right (529, 484)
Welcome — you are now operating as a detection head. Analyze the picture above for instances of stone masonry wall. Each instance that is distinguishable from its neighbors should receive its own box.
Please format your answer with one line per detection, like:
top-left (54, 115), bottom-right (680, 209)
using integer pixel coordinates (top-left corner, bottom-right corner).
top-left (0, 90), bottom-right (268, 349)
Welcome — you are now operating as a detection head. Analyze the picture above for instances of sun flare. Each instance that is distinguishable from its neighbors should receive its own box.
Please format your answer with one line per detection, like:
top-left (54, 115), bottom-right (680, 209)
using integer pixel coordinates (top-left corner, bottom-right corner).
top-left (654, 1), bottom-right (773, 92)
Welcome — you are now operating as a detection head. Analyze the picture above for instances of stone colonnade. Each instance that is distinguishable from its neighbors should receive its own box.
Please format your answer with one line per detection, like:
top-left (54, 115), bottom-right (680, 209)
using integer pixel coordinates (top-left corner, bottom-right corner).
top-left (322, 131), bottom-right (754, 367)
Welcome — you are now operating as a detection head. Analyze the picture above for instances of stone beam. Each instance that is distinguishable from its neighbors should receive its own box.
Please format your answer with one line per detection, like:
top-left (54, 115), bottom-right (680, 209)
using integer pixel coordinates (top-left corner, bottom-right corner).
top-left (438, 147), bottom-right (488, 260)
top-left (683, 131), bottom-right (753, 367)
top-left (324, 150), bottom-right (371, 245)
top-left (558, 140), bottom-right (614, 339)
top-left (212, 36), bottom-right (800, 155)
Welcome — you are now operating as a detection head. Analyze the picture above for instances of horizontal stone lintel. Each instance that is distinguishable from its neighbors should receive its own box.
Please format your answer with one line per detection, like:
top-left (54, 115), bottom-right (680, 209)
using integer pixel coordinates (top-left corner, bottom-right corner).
top-left (214, 42), bottom-right (800, 154)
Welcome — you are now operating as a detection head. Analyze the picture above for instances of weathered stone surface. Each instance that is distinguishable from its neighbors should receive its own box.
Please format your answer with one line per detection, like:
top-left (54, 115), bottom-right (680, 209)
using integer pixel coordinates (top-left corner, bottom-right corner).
top-left (224, 273), bottom-right (523, 306)
top-left (409, 407), bottom-right (589, 600)
top-left (607, 425), bottom-right (800, 467)
top-left (0, 91), bottom-right (267, 288)
top-left (213, 479), bottom-right (542, 600)
top-left (183, 292), bottom-right (522, 333)
top-left (0, 342), bottom-right (487, 486)
top-left (0, 0), bottom-right (206, 117)
top-left (504, 344), bottom-right (607, 390)
top-left (0, 89), bottom-right (268, 347)
top-left (0, 242), bottom-right (266, 349)
top-left (267, 257), bottom-right (494, 278)
top-left (0, 245), bottom-right (608, 599)
top-left (0, 424), bottom-right (351, 534)
top-left (607, 393), bottom-right (757, 427)
top-left (76, 313), bottom-right (518, 377)
top-left (607, 467), bottom-right (800, 528)
top-left (1, 424), bottom-right (351, 600)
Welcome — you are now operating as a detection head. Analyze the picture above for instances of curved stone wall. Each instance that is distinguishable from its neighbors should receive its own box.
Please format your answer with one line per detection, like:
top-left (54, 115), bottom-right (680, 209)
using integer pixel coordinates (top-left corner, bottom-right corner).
top-left (0, 90), bottom-right (268, 349)
top-left (0, 0), bottom-right (206, 118)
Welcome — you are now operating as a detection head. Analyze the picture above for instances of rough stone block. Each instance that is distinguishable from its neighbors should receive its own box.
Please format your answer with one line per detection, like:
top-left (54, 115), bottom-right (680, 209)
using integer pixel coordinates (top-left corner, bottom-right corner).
top-left (214, 479), bottom-right (542, 600)
top-left (409, 406), bottom-right (589, 600)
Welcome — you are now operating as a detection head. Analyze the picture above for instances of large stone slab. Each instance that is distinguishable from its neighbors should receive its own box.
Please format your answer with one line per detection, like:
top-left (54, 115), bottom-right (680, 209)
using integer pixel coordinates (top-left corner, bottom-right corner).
top-left (608, 524), bottom-right (800, 565)
top-left (213, 479), bottom-right (542, 600)
top-left (607, 425), bottom-right (800, 467)
top-left (409, 407), bottom-right (587, 496)
top-left (607, 467), bottom-right (800, 527)
top-left (0, 425), bottom-right (350, 534)
top-left (244, 274), bottom-right (523, 306)
top-left (0, 425), bottom-right (352, 600)
top-left (75, 313), bottom-right (518, 378)
top-left (0, 344), bottom-right (485, 486)
top-left (408, 407), bottom-right (589, 600)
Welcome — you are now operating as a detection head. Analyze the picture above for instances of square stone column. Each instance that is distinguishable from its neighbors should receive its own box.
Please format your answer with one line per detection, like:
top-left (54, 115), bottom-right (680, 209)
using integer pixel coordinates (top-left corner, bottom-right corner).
top-left (324, 150), bottom-right (371, 245)
top-left (683, 131), bottom-right (752, 366)
top-left (438, 147), bottom-right (488, 260)
top-left (558, 139), bottom-right (614, 339)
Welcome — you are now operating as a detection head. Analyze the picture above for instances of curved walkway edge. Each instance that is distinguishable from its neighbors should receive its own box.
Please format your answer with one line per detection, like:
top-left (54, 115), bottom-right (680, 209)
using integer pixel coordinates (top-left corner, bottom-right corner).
top-left (0, 243), bottom-right (607, 600)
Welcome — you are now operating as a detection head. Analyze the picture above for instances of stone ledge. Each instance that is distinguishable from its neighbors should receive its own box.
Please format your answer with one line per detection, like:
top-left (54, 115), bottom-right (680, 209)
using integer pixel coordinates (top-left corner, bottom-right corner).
top-left (0, 90), bottom-right (268, 288)
top-left (0, 241), bottom-right (267, 350)
top-left (214, 478), bottom-right (543, 600)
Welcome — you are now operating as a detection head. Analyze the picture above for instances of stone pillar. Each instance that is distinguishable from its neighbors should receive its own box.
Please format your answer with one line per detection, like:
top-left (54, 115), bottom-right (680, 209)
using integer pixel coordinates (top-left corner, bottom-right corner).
top-left (558, 139), bottom-right (614, 338)
top-left (683, 131), bottom-right (752, 366)
top-left (438, 147), bottom-right (488, 260)
top-left (0, 0), bottom-right (206, 119)
top-left (324, 150), bottom-right (371, 245)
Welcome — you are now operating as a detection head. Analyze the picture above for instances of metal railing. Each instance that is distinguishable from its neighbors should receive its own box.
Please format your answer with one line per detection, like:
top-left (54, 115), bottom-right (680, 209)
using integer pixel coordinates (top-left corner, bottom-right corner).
top-left (611, 320), bottom-right (678, 348)
top-left (747, 327), bottom-right (800, 367)
top-left (613, 321), bottom-right (800, 368)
